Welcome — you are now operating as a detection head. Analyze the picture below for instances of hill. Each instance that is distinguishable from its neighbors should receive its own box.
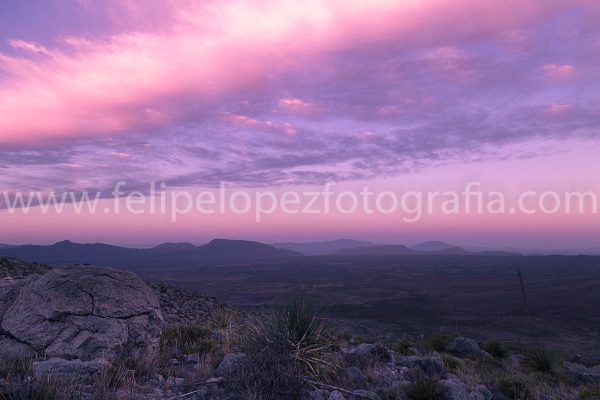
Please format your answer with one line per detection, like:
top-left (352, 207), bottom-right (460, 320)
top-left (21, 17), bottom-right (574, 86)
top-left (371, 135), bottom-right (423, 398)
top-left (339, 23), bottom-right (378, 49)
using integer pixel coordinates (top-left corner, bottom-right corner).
top-left (412, 240), bottom-right (456, 252)
top-left (0, 239), bottom-right (301, 268)
top-left (273, 239), bottom-right (374, 255)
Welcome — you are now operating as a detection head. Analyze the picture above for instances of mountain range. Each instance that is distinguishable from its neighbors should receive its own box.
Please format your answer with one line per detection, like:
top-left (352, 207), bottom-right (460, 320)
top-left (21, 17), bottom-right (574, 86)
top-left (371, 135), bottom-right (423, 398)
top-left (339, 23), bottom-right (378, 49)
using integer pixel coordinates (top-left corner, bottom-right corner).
top-left (273, 239), bottom-right (374, 255)
top-left (0, 239), bottom-right (300, 268)
top-left (0, 238), bottom-right (524, 269)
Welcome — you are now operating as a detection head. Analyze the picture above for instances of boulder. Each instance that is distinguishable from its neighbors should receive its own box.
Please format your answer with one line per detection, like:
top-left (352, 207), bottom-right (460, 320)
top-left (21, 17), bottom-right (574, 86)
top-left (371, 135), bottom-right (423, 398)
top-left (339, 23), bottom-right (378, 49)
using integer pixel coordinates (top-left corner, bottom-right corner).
top-left (448, 337), bottom-right (488, 359)
top-left (473, 384), bottom-right (493, 400)
top-left (564, 362), bottom-right (600, 383)
top-left (439, 377), bottom-right (469, 400)
top-left (395, 355), bottom-right (446, 378)
top-left (307, 389), bottom-right (329, 400)
top-left (0, 265), bottom-right (163, 362)
top-left (33, 357), bottom-right (112, 384)
top-left (350, 389), bottom-right (379, 399)
top-left (216, 353), bottom-right (247, 376)
top-left (329, 391), bottom-right (346, 400)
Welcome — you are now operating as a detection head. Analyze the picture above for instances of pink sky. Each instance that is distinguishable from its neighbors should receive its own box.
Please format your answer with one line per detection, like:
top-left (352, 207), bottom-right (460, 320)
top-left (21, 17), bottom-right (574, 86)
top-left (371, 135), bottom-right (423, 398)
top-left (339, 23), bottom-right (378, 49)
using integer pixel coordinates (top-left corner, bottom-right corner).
top-left (0, 0), bottom-right (599, 248)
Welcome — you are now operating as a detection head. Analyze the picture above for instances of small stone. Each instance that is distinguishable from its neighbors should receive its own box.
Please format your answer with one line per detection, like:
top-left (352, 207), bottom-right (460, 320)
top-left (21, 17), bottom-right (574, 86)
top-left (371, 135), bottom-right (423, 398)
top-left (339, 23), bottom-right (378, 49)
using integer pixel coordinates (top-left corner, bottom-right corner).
top-left (183, 354), bottom-right (200, 364)
top-left (174, 377), bottom-right (185, 387)
top-left (216, 353), bottom-right (247, 376)
top-left (328, 390), bottom-right (346, 400)
top-left (351, 389), bottom-right (379, 399)
top-left (33, 357), bottom-right (112, 384)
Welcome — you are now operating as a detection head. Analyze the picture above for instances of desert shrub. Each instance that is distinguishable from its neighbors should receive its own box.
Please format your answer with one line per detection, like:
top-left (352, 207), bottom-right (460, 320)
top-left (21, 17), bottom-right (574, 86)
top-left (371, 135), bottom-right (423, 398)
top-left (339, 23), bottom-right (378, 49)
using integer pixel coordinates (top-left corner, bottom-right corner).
top-left (246, 298), bottom-right (337, 378)
top-left (422, 335), bottom-right (452, 353)
top-left (377, 385), bottom-right (409, 400)
top-left (344, 344), bottom-right (392, 369)
top-left (521, 346), bottom-right (562, 373)
top-left (89, 364), bottom-right (137, 400)
top-left (210, 306), bottom-right (237, 330)
top-left (0, 377), bottom-right (71, 400)
top-left (406, 369), bottom-right (445, 400)
top-left (228, 298), bottom-right (337, 399)
top-left (441, 353), bottom-right (463, 371)
top-left (160, 324), bottom-right (218, 357)
top-left (498, 377), bottom-right (532, 400)
top-left (579, 385), bottom-right (600, 399)
top-left (390, 339), bottom-right (412, 355)
top-left (0, 357), bottom-right (34, 379)
top-left (484, 341), bottom-right (509, 359)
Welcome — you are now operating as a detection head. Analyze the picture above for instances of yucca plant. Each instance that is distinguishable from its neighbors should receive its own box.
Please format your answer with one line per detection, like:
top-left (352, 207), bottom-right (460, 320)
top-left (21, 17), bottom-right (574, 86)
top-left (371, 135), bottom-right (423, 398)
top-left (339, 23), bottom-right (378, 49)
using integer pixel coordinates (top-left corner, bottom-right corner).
top-left (521, 346), bottom-right (562, 373)
top-left (210, 306), bottom-right (237, 330)
top-left (246, 298), bottom-right (338, 379)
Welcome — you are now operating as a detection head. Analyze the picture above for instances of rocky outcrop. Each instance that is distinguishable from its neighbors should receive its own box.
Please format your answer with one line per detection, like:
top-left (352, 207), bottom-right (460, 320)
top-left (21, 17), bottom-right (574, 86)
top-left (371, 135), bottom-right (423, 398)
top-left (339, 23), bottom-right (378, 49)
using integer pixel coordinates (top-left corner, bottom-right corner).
top-left (0, 264), bottom-right (163, 362)
top-left (564, 362), bottom-right (600, 383)
top-left (0, 257), bottom-right (51, 279)
top-left (448, 337), bottom-right (490, 359)
top-left (33, 357), bottom-right (112, 384)
top-left (150, 282), bottom-right (221, 327)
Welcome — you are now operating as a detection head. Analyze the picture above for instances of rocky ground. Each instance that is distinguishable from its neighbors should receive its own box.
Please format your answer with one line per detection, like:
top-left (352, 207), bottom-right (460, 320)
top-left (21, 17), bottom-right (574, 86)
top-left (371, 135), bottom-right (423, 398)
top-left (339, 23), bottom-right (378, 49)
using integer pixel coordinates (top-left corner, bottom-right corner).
top-left (1, 257), bottom-right (600, 400)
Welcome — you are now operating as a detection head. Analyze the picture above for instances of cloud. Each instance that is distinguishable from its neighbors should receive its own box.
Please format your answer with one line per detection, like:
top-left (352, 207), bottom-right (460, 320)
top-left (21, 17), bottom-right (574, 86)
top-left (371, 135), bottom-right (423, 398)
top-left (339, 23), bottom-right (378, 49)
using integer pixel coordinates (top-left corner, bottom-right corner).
top-left (0, 0), bottom-right (599, 197)
top-left (0, 0), bottom-right (586, 146)
top-left (543, 63), bottom-right (575, 79)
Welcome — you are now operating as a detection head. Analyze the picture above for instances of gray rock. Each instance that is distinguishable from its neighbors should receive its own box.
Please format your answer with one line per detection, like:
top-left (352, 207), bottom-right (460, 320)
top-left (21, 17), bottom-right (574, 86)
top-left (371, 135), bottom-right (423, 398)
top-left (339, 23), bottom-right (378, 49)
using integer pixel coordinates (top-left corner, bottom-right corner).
top-left (33, 357), bottom-right (112, 384)
top-left (564, 362), bottom-right (600, 383)
top-left (474, 384), bottom-right (493, 400)
top-left (439, 377), bottom-right (469, 400)
top-left (307, 389), bottom-right (329, 400)
top-left (347, 366), bottom-right (366, 385)
top-left (448, 337), bottom-right (486, 359)
top-left (467, 392), bottom-right (484, 400)
top-left (184, 354), bottom-right (200, 364)
top-left (329, 390), bottom-right (346, 400)
top-left (350, 389), bottom-right (379, 399)
top-left (350, 343), bottom-right (392, 364)
top-left (0, 335), bottom-right (35, 359)
top-left (0, 265), bottom-right (163, 362)
top-left (396, 355), bottom-right (446, 378)
top-left (216, 353), bottom-right (247, 376)
top-left (174, 377), bottom-right (185, 387)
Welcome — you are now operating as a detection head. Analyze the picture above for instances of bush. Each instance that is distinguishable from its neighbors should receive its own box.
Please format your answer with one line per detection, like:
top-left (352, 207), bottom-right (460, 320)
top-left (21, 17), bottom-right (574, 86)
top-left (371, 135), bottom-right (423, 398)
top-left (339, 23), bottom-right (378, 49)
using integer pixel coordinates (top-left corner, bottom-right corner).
top-left (441, 353), bottom-right (463, 371)
top-left (498, 377), bottom-right (531, 400)
top-left (579, 385), bottom-right (600, 399)
top-left (422, 335), bottom-right (452, 353)
top-left (390, 339), bottom-right (412, 355)
top-left (484, 341), bottom-right (509, 359)
top-left (406, 369), bottom-right (445, 400)
top-left (160, 324), bottom-right (218, 357)
top-left (521, 346), bottom-right (562, 373)
top-left (210, 306), bottom-right (237, 330)
top-left (229, 298), bottom-right (337, 399)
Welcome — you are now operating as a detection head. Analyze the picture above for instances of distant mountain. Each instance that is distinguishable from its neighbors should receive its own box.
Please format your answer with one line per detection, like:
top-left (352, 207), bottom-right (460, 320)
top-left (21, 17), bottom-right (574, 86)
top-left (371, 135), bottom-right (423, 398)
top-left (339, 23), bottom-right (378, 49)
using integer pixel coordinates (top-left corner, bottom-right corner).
top-left (412, 241), bottom-right (455, 252)
top-left (332, 244), bottom-right (418, 256)
top-left (436, 246), bottom-right (470, 255)
top-left (0, 244), bottom-right (12, 248)
top-left (0, 239), bottom-right (301, 268)
top-left (151, 242), bottom-right (197, 254)
top-left (195, 239), bottom-right (300, 259)
top-left (274, 239), bottom-right (375, 255)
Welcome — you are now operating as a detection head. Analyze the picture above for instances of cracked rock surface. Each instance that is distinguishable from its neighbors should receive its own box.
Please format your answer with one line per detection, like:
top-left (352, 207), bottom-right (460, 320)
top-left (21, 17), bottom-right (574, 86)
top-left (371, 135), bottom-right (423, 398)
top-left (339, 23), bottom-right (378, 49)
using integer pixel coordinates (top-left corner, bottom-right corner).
top-left (0, 264), bottom-right (163, 362)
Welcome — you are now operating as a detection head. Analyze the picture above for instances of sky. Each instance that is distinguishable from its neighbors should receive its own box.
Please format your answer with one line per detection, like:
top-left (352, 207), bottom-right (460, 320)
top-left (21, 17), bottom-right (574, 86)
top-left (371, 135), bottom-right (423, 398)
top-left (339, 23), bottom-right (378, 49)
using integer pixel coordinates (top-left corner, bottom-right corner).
top-left (0, 0), bottom-right (599, 249)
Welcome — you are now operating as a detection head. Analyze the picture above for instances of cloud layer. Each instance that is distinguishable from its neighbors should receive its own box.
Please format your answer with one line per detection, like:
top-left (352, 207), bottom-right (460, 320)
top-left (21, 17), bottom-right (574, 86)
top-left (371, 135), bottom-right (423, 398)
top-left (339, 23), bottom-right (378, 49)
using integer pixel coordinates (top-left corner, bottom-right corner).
top-left (0, 0), bottom-right (599, 193)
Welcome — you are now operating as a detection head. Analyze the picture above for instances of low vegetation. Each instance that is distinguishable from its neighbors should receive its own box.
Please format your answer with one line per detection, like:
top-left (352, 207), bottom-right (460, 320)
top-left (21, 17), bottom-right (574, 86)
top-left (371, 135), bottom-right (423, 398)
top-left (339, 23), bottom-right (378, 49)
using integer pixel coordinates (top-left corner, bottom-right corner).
top-left (1, 298), bottom-right (598, 400)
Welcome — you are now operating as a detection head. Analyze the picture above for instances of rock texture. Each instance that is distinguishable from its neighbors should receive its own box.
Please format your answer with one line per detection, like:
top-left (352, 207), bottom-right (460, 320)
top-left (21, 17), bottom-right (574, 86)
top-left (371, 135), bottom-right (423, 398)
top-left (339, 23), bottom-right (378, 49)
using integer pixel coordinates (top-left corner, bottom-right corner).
top-left (564, 362), bottom-right (600, 383)
top-left (33, 357), bottom-right (112, 384)
top-left (150, 282), bottom-right (221, 327)
top-left (448, 337), bottom-right (490, 359)
top-left (0, 264), bottom-right (163, 362)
